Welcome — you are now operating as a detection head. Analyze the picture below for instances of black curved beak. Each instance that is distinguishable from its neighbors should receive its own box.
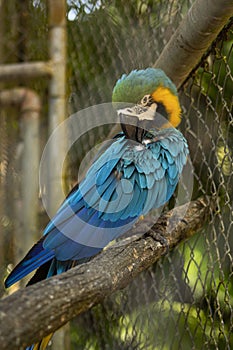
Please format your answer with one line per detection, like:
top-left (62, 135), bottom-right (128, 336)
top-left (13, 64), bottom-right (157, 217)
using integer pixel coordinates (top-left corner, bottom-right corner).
top-left (117, 104), bottom-right (158, 142)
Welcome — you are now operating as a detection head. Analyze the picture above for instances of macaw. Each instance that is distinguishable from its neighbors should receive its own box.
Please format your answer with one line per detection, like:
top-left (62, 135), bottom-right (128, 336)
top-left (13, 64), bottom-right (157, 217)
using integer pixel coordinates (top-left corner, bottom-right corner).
top-left (5, 68), bottom-right (189, 349)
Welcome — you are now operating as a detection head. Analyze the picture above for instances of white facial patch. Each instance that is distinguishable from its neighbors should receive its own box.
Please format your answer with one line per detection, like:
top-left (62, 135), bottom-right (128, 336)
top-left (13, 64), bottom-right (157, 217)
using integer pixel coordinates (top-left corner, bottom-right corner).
top-left (117, 103), bottom-right (157, 121)
top-left (137, 103), bottom-right (157, 121)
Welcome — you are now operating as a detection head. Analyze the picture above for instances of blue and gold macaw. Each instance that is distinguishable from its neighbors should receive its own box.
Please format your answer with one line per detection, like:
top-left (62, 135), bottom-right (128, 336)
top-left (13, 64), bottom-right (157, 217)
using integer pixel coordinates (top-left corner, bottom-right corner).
top-left (5, 68), bottom-right (189, 349)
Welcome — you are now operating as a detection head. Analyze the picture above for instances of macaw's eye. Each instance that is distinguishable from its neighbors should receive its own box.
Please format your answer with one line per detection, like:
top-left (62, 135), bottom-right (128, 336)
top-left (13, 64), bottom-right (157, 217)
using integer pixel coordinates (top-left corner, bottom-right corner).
top-left (140, 94), bottom-right (153, 107)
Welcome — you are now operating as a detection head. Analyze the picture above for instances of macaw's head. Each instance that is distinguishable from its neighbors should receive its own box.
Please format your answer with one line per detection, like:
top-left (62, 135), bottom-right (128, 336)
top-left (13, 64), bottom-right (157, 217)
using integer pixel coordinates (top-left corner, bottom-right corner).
top-left (112, 68), bottom-right (181, 142)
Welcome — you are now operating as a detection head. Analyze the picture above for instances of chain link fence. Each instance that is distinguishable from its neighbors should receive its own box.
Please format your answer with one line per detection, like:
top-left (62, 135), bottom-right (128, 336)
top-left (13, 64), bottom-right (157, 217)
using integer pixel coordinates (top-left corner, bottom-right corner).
top-left (0, 1), bottom-right (232, 349)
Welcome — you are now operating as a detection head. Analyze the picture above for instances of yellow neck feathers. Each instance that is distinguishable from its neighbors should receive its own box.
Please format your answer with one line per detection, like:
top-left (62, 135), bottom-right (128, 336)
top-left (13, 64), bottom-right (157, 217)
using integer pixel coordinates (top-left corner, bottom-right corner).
top-left (152, 87), bottom-right (181, 128)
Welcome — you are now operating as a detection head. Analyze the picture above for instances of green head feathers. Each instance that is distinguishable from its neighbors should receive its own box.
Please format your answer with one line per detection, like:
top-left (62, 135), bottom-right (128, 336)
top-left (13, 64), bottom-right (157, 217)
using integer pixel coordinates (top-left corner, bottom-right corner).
top-left (112, 68), bottom-right (177, 103)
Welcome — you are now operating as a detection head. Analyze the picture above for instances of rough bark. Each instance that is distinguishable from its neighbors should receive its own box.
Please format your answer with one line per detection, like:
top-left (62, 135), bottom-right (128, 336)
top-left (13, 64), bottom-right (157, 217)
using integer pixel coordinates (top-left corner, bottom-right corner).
top-left (154, 0), bottom-right (233, 88)
top-left (0, 197), bottom-right (213, 349)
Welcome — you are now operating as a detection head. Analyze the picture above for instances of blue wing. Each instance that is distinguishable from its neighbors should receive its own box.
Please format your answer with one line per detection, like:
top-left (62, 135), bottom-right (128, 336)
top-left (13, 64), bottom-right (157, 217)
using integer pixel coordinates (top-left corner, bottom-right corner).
top-left (5, 129), bottom-right (188, 288)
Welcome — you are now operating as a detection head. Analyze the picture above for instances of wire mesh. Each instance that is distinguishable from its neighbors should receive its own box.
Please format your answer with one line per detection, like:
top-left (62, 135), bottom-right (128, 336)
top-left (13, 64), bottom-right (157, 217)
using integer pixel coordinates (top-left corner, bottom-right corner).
top-left (0, 1), bottom-right (232, 349)
top-left (66, 3), bottom-right (233, 350)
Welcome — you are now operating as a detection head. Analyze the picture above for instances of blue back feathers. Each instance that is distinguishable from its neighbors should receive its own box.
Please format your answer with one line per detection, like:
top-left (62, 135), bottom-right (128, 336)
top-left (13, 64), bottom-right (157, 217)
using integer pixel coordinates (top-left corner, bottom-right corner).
top-left (5, 68), bottom-right (188, 293)
top-left (5, 129), bottom-right (188, 288)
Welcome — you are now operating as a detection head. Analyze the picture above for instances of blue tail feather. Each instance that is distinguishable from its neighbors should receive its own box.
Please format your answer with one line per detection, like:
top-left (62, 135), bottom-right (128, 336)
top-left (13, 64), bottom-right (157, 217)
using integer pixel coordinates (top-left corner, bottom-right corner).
top-left (5, 239), bottom-right (55, 288)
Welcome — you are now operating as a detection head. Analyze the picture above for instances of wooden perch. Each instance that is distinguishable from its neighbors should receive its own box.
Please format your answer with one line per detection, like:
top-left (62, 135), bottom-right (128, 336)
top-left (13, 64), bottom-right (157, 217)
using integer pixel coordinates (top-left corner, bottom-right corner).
top-left (154, 0), bottom-right (233, 88)
top-left (0, 197), bottom-right (213, 349)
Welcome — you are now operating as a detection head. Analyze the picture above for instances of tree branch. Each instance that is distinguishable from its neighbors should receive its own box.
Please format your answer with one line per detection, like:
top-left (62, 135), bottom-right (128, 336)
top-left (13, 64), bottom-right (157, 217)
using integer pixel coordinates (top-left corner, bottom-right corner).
top-left (154, 0), bottom-right (233, 88)
top-left (0, 197), bottom-right (214, 349)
